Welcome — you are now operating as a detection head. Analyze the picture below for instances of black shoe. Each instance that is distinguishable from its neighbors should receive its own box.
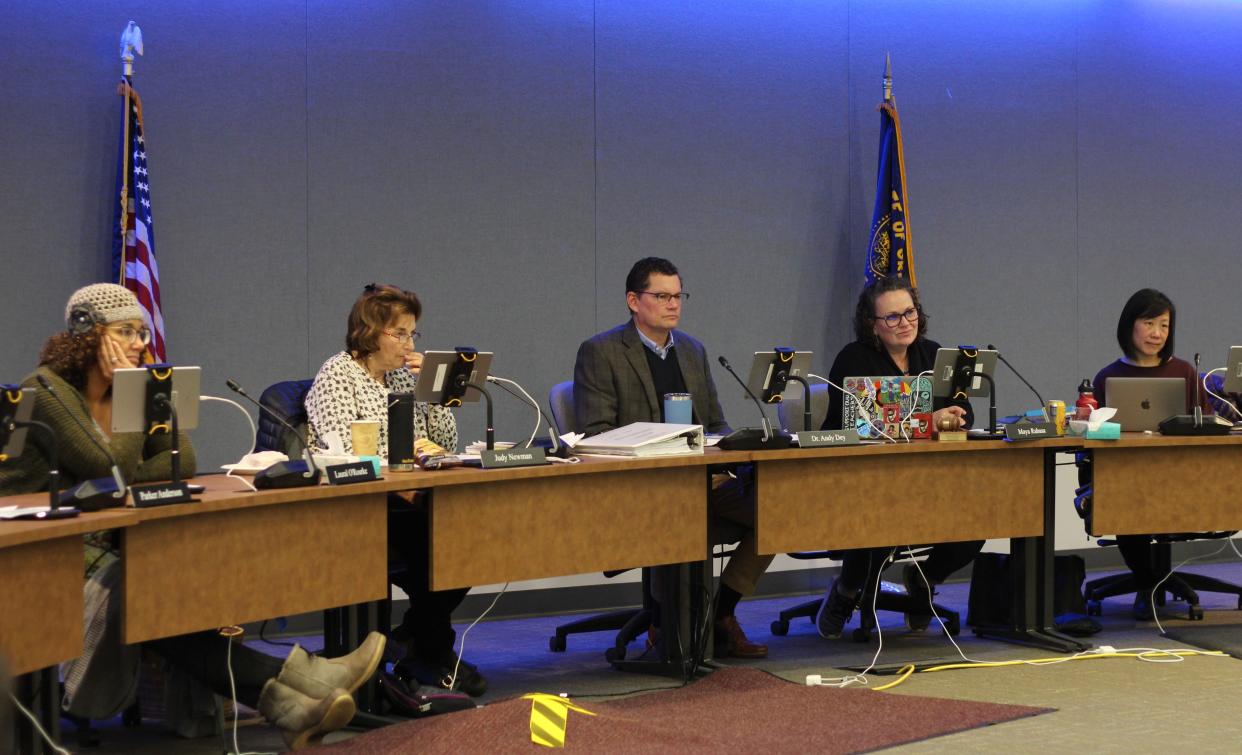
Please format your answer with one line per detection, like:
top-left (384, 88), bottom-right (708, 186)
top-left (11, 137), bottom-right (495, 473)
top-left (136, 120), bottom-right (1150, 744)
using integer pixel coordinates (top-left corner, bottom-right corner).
top-left (816, 578), bottom-right (856, 639)
top-left (902, 564), bottom-right (934, 632)
top-left (1133, 591), bottom-right (1155, 621)
top-left (396, 652), bottom-right (488, 697)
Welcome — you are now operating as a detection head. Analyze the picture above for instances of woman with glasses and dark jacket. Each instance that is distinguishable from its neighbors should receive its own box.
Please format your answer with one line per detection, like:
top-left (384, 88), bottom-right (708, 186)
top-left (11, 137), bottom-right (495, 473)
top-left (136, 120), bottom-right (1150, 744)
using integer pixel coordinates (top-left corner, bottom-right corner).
top-left (304, 283), bottom-right (486, 698)
top-left (813, 276), bottom-right (982, 640)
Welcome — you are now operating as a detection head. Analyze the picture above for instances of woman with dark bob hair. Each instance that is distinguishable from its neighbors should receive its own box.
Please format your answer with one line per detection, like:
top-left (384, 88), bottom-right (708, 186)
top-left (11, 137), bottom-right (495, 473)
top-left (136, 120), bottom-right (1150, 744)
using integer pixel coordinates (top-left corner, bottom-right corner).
top-left (813, 276), bottom-right (983, 640)
top-left (1091, 288), bottom-right (1212, 620)
top-left (305, 284), bottom-right (486, 697)
top-left (0, 284), bottom-right (386, 750)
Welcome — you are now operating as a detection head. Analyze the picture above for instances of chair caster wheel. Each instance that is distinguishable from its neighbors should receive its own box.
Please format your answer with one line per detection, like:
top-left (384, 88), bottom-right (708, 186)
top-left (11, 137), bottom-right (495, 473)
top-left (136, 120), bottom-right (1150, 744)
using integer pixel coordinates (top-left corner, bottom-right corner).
top-left (549, 636), bottom-right (566, 652)
top-left (1087, 601), bottom-right (1101, 617)
top-left (770, 620), bottom-right (789, 636)
top-left (851, 627), bottom-right (871, 643)
top-left (947, 619), bottom-right (961, 636)
top-left (122, 702), bottom-right (141, 728)
top-left (1189, 605), bottom-right (1204, 621)
top-left (605, 646), bottom-right (626, 663)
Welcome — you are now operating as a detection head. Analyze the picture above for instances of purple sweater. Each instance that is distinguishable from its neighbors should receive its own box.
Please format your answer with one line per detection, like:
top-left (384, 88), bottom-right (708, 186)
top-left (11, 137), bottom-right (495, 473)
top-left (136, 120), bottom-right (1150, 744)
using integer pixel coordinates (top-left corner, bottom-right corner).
top-left (1093, 357), bottom-right (1212, 414)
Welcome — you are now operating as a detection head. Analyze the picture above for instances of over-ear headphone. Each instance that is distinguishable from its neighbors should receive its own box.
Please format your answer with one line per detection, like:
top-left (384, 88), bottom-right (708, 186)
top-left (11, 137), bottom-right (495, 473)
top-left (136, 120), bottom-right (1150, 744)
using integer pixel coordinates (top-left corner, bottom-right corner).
top-left (67, 303), bottom-right (103, 336)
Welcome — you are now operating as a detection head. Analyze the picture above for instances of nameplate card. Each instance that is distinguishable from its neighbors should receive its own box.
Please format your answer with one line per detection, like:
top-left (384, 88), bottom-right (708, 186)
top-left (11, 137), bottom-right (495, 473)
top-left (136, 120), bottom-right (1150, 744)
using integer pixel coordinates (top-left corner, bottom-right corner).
top-left (326, 462), bottom-right (379, 485)
top-left (1004, 421), bottom-right (1058, 441)
top-left (481, 448), bottom-right (549, 468)
top-left (131, 482), bottom-right (194, 507)
top-left (796, 429), bottom-right (861, 447)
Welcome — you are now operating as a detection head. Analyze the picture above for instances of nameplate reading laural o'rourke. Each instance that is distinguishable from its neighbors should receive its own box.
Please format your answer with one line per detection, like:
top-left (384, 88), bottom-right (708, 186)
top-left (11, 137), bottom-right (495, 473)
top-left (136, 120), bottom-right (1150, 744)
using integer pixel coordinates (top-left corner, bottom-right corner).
top-left (131, 482), bottom-right (194, 507)
top-left (1004, 422), bottom-right (1058, 441)
top-left (481, 448), bottom-right (549, 469)
top-left (796, 429), bottom-right (861, 448)
top-left (327, 461), bottom-right (379, 485)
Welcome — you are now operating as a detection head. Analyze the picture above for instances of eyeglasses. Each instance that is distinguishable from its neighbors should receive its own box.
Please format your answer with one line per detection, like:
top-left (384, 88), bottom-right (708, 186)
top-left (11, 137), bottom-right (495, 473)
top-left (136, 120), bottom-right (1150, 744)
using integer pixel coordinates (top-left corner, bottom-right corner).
top-left (382, 330), bottom-right (421, 344)
top-left (636, 291), bottom-right (690, 305)
top-left (875, 308), bottom-right (919, 328)
top-left (107, 324), bottom-right (152, 345)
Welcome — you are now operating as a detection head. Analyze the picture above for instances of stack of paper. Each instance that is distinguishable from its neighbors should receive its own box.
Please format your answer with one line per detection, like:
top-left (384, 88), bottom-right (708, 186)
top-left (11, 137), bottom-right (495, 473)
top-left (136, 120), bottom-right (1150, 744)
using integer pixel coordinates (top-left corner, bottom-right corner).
top-left (575, 422), bottom-right (704, 457)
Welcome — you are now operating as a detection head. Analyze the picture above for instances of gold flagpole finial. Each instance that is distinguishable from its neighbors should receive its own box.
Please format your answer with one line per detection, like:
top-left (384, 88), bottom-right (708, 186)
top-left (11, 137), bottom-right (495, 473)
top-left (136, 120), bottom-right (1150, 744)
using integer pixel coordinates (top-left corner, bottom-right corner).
top-left (883, 53), bottom-right (893, 103)
top-left (120, 21), bottom-right (144, 77)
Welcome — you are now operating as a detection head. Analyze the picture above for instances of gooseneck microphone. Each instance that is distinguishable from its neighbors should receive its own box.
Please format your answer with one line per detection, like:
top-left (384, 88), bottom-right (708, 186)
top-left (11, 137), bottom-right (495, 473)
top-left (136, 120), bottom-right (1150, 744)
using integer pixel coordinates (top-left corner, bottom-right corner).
top-left (35, 374), bottom-right (128, 509)
top-left (1157, 353), bottom-right (1232, 436)
top-left (987, 345), bottom-right (1045, 408)
top-left (716, 356), bottom-right (792, 450)
top-left (719, 356), bottom-right (771, 440)
top-left (486, 375), bottom-right (565, 456)
top-left (226, 379), bottom-right (321, 488)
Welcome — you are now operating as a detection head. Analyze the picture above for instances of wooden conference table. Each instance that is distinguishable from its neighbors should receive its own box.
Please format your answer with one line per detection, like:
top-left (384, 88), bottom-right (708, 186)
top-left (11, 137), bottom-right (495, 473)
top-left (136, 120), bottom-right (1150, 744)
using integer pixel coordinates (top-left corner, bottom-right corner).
top-left (8, 433), bottom-right (1239, 742)
top-left (752, 437), bottom-right (1083, 650)
top-left (0, 508), bottom-right (138, 753)
top-left (1080, 433), bottom-right (1242, 536)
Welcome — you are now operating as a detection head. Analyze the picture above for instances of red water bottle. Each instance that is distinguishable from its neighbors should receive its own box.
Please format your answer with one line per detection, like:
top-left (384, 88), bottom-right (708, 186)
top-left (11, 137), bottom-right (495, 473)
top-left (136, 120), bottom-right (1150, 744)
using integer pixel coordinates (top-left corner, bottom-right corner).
top-left (1074, 379), bottom-right (1098, 420)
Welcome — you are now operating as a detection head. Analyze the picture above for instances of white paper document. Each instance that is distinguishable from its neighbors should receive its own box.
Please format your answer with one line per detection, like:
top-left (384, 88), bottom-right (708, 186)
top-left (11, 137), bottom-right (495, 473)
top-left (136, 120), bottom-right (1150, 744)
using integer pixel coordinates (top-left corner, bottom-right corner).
top-left (575, 422), bottom-right (705, 457)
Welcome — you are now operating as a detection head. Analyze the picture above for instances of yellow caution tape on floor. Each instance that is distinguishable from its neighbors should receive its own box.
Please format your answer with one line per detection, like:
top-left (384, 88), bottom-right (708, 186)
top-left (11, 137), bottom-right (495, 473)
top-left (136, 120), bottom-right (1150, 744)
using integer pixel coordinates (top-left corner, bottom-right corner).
top-left (522, 693), bottom-right (596, 748)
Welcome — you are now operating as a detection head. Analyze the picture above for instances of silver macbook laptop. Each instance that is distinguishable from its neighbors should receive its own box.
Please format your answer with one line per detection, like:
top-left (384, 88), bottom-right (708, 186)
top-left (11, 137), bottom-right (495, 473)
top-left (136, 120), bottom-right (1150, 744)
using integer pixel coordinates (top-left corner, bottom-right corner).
top-left (1105, 377), bottom-right (1185, 432)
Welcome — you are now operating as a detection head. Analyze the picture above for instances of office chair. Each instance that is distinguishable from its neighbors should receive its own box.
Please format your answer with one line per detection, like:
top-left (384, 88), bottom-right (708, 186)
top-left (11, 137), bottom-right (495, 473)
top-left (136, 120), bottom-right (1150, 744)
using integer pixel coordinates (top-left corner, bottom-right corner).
top-left (1074, 443), bottom-right (1242, 620)
top-left (546, 381), bottom-right (655, 661)
top-left (252, 378), bottom-right (393, 721)
top-left (254, 379), bottom-right (314, 454)
top-left (770, 383), bottom-right (961, 641)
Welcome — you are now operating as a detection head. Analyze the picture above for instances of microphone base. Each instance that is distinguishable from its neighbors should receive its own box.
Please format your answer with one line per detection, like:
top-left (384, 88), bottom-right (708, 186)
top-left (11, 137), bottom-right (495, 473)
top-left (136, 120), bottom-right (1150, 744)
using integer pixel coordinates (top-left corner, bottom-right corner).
top-left (967, 431), bottom-right (1008, 442)
top-left (1158, 414), bottom-right (1233, 436)
top-left (59, 477), bottom-right (127, 511)
top-left (254, 460), bottom-right (323, 489)
top-left (717, 428), bottom-right (793, 451)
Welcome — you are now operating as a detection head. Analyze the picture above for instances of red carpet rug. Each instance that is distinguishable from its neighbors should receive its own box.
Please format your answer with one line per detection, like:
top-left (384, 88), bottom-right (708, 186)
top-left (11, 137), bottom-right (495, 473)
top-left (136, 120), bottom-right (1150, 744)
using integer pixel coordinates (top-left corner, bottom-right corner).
top-left (321, 667), bottom-right (1052, 753)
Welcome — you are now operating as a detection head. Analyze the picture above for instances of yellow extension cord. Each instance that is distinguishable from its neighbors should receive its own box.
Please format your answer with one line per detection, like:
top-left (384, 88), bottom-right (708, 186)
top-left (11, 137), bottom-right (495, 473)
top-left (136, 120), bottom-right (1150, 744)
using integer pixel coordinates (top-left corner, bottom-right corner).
top-left (870, 648), bottom-right (1228, 692)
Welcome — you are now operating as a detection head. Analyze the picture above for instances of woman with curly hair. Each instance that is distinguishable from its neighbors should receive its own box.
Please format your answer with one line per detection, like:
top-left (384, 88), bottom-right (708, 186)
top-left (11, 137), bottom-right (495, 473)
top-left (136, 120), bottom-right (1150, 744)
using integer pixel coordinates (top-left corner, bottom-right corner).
top-left (0, 284), bottom-right (386, 750)
top-left (0, 283), bottom-right (193, 493)
top-left (813, 276), bottom-right (982, 640)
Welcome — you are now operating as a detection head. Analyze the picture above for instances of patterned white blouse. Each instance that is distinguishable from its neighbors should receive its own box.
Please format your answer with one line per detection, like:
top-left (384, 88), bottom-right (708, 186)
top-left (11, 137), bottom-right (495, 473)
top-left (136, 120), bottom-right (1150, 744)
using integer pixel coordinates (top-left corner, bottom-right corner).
top-left (305, 351), bottom-right (458, 454)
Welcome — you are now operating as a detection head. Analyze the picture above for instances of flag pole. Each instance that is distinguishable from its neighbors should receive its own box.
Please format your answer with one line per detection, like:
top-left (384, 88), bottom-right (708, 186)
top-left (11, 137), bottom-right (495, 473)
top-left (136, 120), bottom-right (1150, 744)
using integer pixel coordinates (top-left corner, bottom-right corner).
top-left (883, 52), bottom-right (892, 104)
top-left (118, 21), bottom-right (143, 285)
top-left (883, 54), bottom-right (915, 285)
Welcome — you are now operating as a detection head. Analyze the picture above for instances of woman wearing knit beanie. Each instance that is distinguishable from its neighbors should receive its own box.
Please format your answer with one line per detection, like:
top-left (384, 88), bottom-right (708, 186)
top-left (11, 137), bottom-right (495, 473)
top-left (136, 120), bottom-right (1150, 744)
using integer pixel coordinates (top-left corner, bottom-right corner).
top-left (0, 282), bottom-right (189, 493)
top-left (0, 283), bottom-right (386, 749)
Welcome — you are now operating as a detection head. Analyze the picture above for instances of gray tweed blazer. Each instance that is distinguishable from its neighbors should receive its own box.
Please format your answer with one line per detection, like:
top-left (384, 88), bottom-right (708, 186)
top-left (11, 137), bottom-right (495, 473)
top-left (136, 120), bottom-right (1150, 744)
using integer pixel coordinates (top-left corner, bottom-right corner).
top-left (572, 321), bottom-right (731, 437)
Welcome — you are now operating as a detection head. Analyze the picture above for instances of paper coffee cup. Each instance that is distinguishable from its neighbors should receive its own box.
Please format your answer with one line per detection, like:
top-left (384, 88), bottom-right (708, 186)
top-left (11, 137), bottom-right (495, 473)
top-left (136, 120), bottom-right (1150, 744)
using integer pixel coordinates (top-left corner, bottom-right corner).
top-left (351, 420), bottom-right (381, 456)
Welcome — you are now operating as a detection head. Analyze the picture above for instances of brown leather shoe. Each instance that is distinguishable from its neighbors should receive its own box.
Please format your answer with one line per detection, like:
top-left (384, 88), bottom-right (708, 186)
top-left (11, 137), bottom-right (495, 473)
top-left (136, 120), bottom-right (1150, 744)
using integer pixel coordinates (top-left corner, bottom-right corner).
top-left (645, 623), bottom-right (660, 651)
top-left (714, 615), bottom-right (767, 659)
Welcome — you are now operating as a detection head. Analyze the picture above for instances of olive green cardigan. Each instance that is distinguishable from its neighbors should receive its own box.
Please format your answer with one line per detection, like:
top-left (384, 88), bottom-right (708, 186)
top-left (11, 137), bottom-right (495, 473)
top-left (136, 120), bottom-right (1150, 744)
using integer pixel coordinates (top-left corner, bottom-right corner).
top-left (0, 366), bottom-right (196, 496)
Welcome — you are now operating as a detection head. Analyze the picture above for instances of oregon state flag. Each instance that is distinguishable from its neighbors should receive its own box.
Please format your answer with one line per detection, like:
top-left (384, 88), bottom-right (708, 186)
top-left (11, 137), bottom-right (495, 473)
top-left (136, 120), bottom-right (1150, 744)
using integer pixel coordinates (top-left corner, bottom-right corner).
top-left (864, 100), bottom-right (916, 284)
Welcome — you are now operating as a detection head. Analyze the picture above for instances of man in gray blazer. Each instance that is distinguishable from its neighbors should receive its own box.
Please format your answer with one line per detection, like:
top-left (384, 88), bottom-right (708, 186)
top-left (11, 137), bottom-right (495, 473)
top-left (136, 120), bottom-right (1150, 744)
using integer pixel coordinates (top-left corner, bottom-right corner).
top-left (572, 257), bottom-right (772, 658)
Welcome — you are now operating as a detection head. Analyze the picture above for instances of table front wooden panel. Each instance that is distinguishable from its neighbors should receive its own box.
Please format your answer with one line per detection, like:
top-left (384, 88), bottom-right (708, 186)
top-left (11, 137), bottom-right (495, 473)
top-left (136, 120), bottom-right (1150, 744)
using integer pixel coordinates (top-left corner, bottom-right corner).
top-left (0, 537), bottom-right (82, 674)
top-left (756, 445), bottom-right (1047, 554)
top-left (123, 493), bottom-right (387, 644)
top-left (1089, 440), bottom-right (1242, 535)
top-left (430, 465), bottom-right (706, 590)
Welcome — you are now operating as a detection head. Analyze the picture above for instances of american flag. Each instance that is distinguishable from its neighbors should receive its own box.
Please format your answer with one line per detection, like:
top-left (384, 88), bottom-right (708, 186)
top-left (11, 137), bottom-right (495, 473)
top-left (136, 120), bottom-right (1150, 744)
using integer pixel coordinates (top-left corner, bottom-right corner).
top-left (111, 80), bottom-right (166, 361)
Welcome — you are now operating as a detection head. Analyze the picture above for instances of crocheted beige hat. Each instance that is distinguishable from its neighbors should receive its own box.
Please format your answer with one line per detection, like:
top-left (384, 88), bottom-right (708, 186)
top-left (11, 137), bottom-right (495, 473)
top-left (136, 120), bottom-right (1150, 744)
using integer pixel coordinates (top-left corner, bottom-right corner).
top-left (64, 283), bottom-right (144, 327)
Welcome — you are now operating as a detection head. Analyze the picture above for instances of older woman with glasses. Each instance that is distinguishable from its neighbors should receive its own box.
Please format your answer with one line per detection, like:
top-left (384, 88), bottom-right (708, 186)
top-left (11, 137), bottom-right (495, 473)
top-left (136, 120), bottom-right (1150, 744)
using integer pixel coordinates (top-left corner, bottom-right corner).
top-left (304, 284), bottom-right (486, 697)
top-left (813, 276), bottom-right (983, 640)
